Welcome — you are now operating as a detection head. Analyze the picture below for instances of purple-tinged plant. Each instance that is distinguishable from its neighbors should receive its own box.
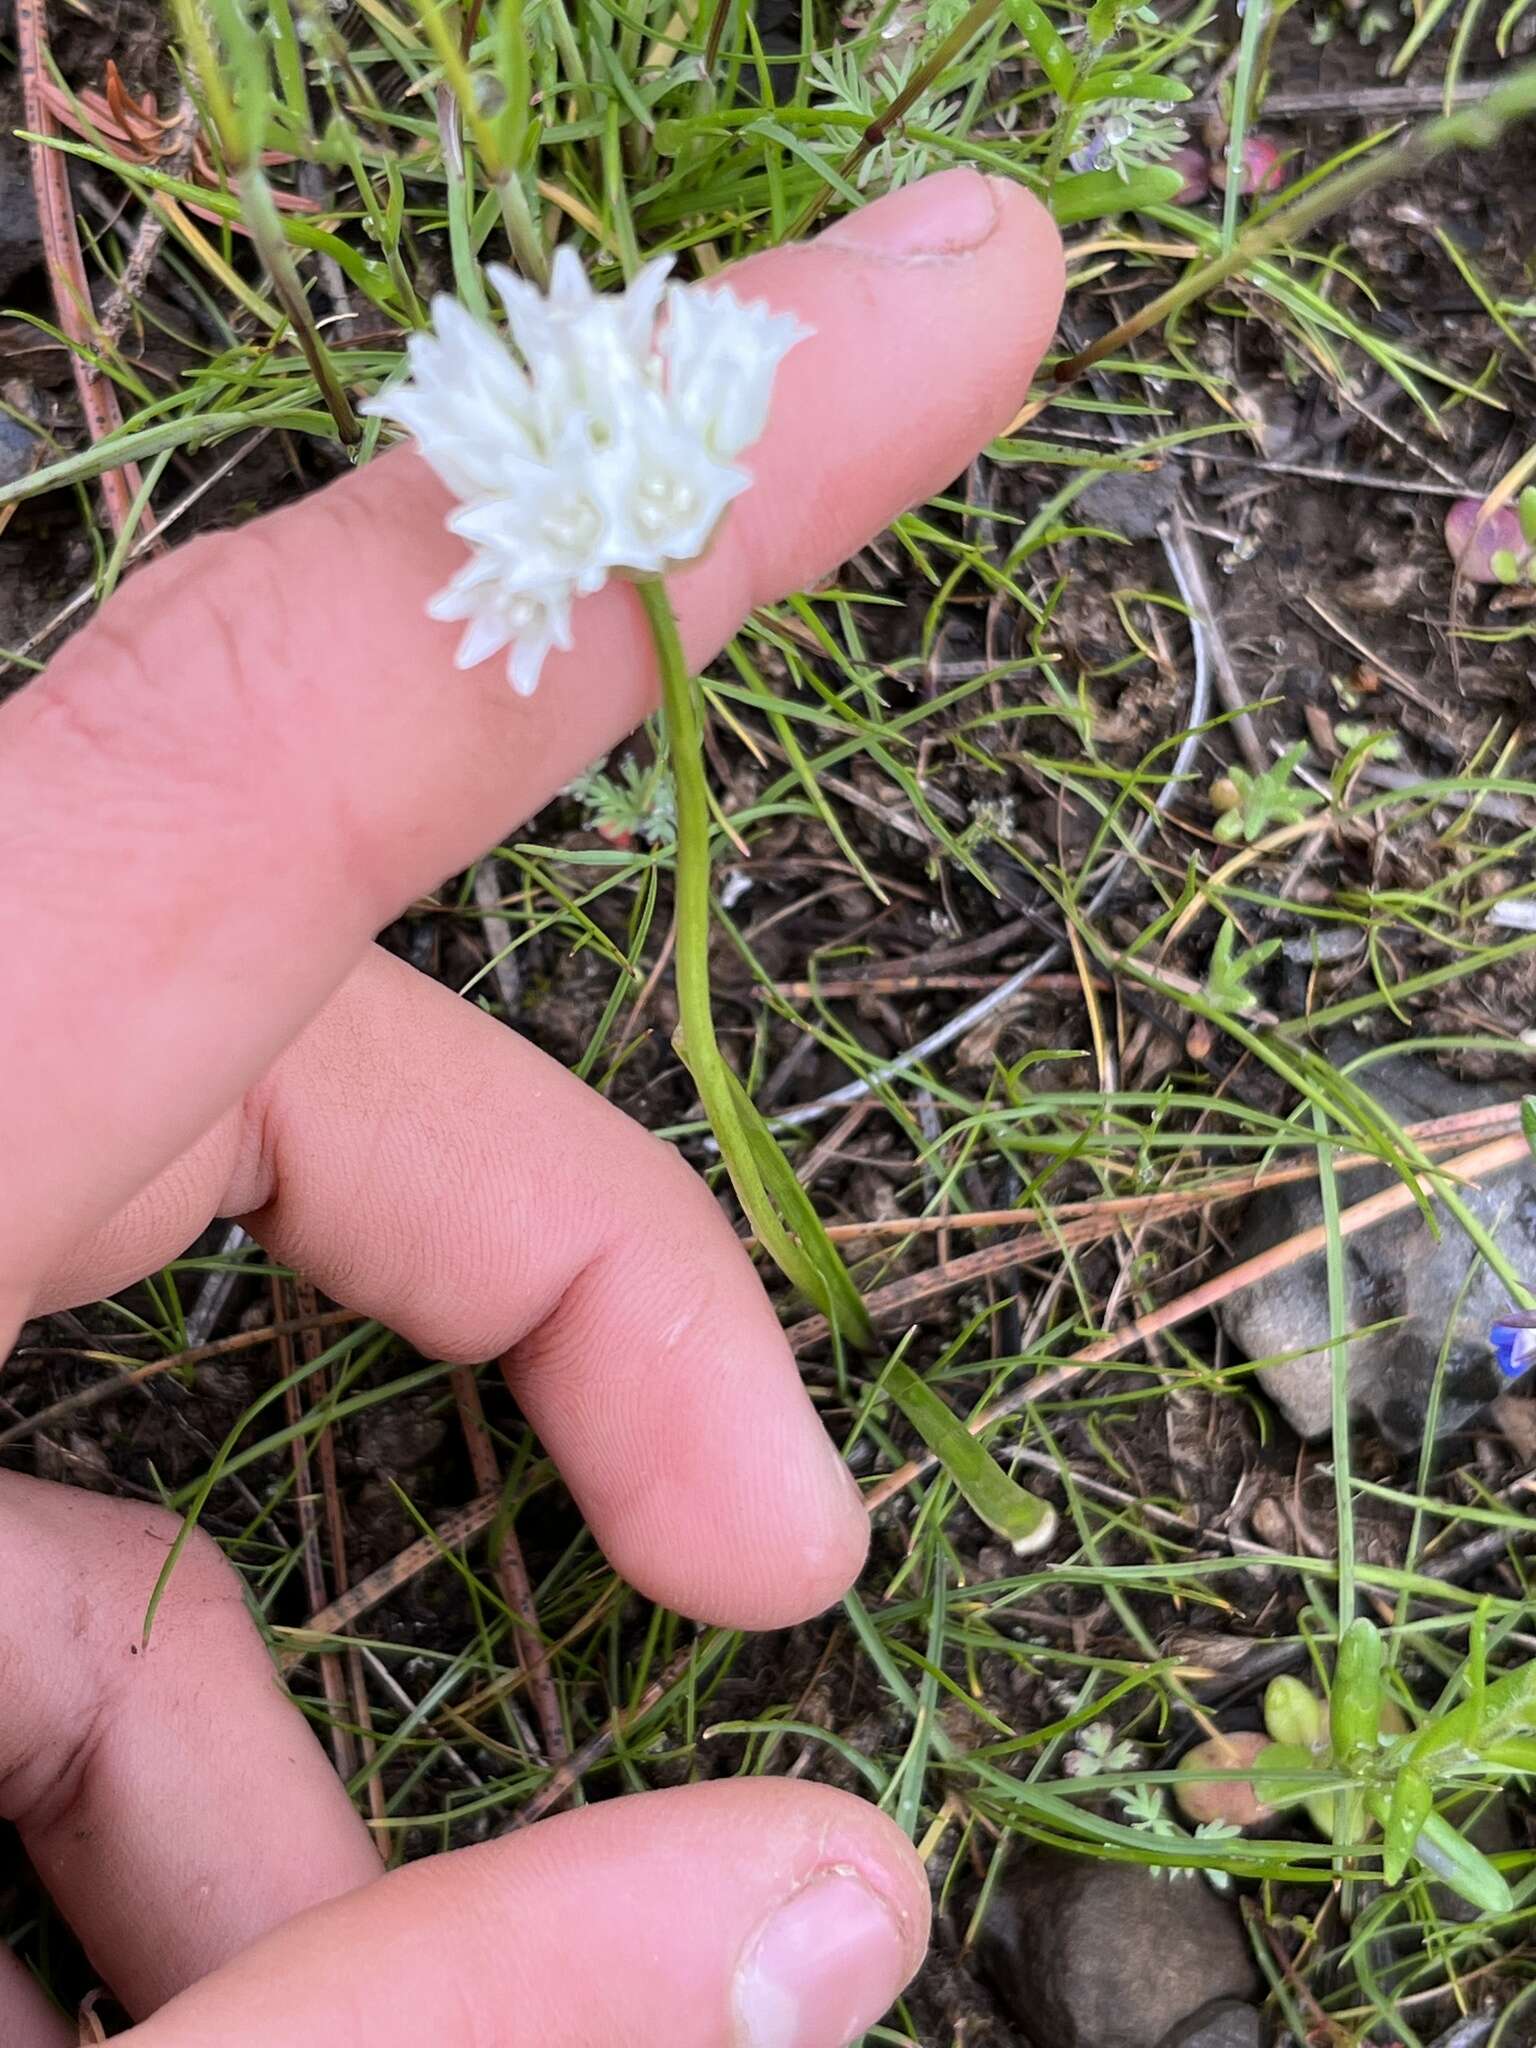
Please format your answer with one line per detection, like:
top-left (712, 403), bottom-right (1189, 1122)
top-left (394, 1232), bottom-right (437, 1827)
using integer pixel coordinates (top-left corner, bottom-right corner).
top-left (1445, 488), bottom-right (1536, 586)
top-left (1211, 134), bottom-right (1288, 196)
top-left (1167, 143), bottom-right (1211, 202)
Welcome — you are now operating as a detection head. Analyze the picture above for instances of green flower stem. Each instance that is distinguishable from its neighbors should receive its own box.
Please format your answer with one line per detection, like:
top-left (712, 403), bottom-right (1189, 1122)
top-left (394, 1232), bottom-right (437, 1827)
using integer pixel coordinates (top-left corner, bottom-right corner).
top-left (636, 573), bottom-right (871, 1344)
top-left (637, 575), bottom-right (1053, 1545)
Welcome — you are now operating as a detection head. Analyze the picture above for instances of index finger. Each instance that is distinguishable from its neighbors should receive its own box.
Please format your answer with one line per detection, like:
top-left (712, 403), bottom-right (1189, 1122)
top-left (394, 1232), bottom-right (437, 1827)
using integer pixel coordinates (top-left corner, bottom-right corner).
top-left (0, 172), bottom-right (1063, 1314)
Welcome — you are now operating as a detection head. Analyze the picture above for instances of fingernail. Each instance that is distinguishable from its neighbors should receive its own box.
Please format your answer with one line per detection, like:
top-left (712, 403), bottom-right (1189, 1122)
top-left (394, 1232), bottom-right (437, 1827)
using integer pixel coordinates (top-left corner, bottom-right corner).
top-left (734, 1869), bottom-right (911, 2048)
top-left (818, 167), bottom-right (1003, 261)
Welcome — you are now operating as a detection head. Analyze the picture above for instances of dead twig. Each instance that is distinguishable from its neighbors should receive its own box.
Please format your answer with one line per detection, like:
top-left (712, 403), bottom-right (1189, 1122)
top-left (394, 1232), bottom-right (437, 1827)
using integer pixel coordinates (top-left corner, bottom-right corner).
top-left (468, 859), bottom-right (524, 1018)
top-left (0, 1307), bottom-right (361, 1449)
top-left (763, 970), bottom-right (1096, 1002)
top-left (1160, 502), bottom-right (1266, 776)
top-left (860, 1131), bottom-right (1532, 1513)
top-left (507, 1643), bottom-right (699, 1829)
top-left (293, 1275), bottom-right (388, 1843)
top-left (784, 1104), bottom-right (1529, 1350)
top-left (765, 525), bottom-right (1213, 1130)
top-left (276, 1494), bottom-right (502, 1673)
top-left (1186, 78), bottom-right (1501, 119)
top-left (275, 1276), bottom-right (362, 1790)
top-left (98, 85), bottom-right (199, 352)
top-left (813, 1097), bottom-right (1528, 1240)
top-left (15, 0), bottom-right (149, 540)
top-left (450, 1364), bottom-right (570, 1770)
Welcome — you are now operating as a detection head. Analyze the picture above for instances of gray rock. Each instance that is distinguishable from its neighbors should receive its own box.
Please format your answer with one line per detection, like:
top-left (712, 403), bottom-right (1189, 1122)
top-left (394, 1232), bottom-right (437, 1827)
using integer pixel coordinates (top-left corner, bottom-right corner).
top-left (0, 408), bottom-right (39, 489)
top-left (1217, 1043), bottom-right (1533, 1444)
top-left (1158, 2000), bottom-right (1264, 2048)
top-left (978, 1852), bottom-right (1260, 2048)
top-left (1076, 463), bottom-right (1183, 541)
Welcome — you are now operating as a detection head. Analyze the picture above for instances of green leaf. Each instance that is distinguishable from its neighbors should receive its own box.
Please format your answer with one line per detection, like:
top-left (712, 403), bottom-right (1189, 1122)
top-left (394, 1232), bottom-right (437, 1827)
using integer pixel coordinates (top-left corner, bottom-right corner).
top-left (1249, 1741), bottom-right (1319, 1810)
top-left (1086, 68), bottom-right (1194, 102)
top-left (490, 0), bottom-right (532, 169)
top-left (1520, 486), bottom-right (1536, 549)
top-left (1522, 1096), bottom-right (1536, 1160)
top-left (725, 1067), bottom-right (876, 1350)
top-left (1408, 1809), bottom-right (1514, 1916)
top-left (1211, 743), bottom-right (1324, 843)
top-left (202, 0), bottom-right (271, 158)
top-left (1052, 165), bottom-right (1185, 224)
top-left (1331, 1618), bottom-right (1384, 1763)
top-left (1383, 1765), bottom-right (1433, 1885)
top-left (1492, 547), bottom-right (1522, 585)
top-left (1264, 1675), bottom-right (1327, 1750)
top-left (1482, 1736), bottom-right (1536, 1770)
top-left (991, 439), bottom-right (1152, 472)
top-left (883, 1358), bottom-right (1056, 1552)
top-left (1408, 1659), bottom-right (1536, 1771)
top-left (1005, 0), bottom-right (1075, 96)
top-left (1205, 919), bottom-right (1280, 1014)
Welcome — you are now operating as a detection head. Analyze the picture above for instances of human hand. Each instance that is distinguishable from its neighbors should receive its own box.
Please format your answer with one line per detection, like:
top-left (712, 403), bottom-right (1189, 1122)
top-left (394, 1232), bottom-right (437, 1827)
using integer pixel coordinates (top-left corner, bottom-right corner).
top-left (0, 169), bottom-right (1063, 2045)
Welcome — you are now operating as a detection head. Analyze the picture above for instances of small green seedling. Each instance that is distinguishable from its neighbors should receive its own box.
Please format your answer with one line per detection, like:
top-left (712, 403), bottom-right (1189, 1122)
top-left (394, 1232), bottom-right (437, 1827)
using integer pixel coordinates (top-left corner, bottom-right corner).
top-left (1204, 919), bottom-right (1280, 1014)
top-left (1212, 744), bottom-right (1324, 843)
top-left (566, 754), bottom-right (676, 848)
top-left (1251, 1614), bottom-right (1526, 1916)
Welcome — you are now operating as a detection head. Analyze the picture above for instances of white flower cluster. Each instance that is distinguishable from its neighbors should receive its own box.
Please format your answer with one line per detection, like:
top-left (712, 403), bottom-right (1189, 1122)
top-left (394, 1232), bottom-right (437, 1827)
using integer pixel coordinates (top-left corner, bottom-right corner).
top-left (362, 251), bottom-right (810, 694)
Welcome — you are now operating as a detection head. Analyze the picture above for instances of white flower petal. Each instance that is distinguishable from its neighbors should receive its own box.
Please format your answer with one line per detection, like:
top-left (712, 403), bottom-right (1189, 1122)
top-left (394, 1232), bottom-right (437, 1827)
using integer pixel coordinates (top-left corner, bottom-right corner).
top-left (370, 246), bottom-right (810, 693)
top-left (455, 607), bottom-right (514, 669)
top-left (660, 285), bottom-right (810, 458)
top-left (615, 255), bottom-right (676, 355)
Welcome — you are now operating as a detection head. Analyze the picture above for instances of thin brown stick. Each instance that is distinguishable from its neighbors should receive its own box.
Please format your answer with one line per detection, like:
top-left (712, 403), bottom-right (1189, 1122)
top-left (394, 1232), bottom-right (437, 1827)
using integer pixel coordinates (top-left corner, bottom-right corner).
top-left (0, 1308), bottom-right (361, 1449)
top-left (15, 0), bottom-right (149, 540)
top-left (449, 1365), bottom-right (569, 1769)
top-left (274, 1278), bottom-right (359, 1786)
top-left (1186, 78), bottom-right (1501, 119)
top-left (784, 1103), bottom-right (1530, 1350)
top-left (507, 1643), bottom-right (698, 1829)
top-left (861, 1131), bottom-right (1532, 1513)
top-left (788, 1217), bottom-right (1098, 1354)
top-left (763, 971), bottom-right (1094, 1001)
top-left (469, 859), bottom-right (523, 1019)
top-left (816, 1098), bottom-right (1528, 1238)
top-left (99, 91), bottom-right (198, 351)
top-left (290, 1275), bottom-right (387, 1844)
top-left (276, 1494), bottom-right (501, 1674)
top-left (609, 915), bottom-right (678, 1069)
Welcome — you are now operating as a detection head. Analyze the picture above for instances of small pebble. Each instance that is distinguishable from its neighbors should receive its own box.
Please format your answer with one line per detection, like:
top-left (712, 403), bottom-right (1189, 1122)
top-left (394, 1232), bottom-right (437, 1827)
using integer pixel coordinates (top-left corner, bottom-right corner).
top-left (1175, 1731), bottom-right (1271, 1827)
top-left (1157, 1999), bottom-right (1263, 2048)
top-left (1278, 928), bottom-right (1362, 962)
top-left (0, 410), bottom-right (39, 491)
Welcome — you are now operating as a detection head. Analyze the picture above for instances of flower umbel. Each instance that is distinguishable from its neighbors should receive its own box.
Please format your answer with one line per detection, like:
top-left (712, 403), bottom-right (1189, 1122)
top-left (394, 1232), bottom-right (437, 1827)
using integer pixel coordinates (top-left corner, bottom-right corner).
top-left (362, 250), bottom-right (810, 694)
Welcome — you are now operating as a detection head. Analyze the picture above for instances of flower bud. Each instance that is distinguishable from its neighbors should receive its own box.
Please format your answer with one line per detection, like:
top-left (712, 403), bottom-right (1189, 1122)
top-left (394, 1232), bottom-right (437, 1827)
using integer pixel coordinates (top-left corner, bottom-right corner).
top-left (1264, 1674), bottom-right (1327, 1751)
top-left (1168, 143), bottom-right (1211, 203)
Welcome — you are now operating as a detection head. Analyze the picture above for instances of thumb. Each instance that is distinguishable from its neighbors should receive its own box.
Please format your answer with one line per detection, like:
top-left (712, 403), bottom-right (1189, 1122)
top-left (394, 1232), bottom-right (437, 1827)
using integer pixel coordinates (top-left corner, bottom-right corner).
top-left (126, 1782), bottom-right (930, 2048)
